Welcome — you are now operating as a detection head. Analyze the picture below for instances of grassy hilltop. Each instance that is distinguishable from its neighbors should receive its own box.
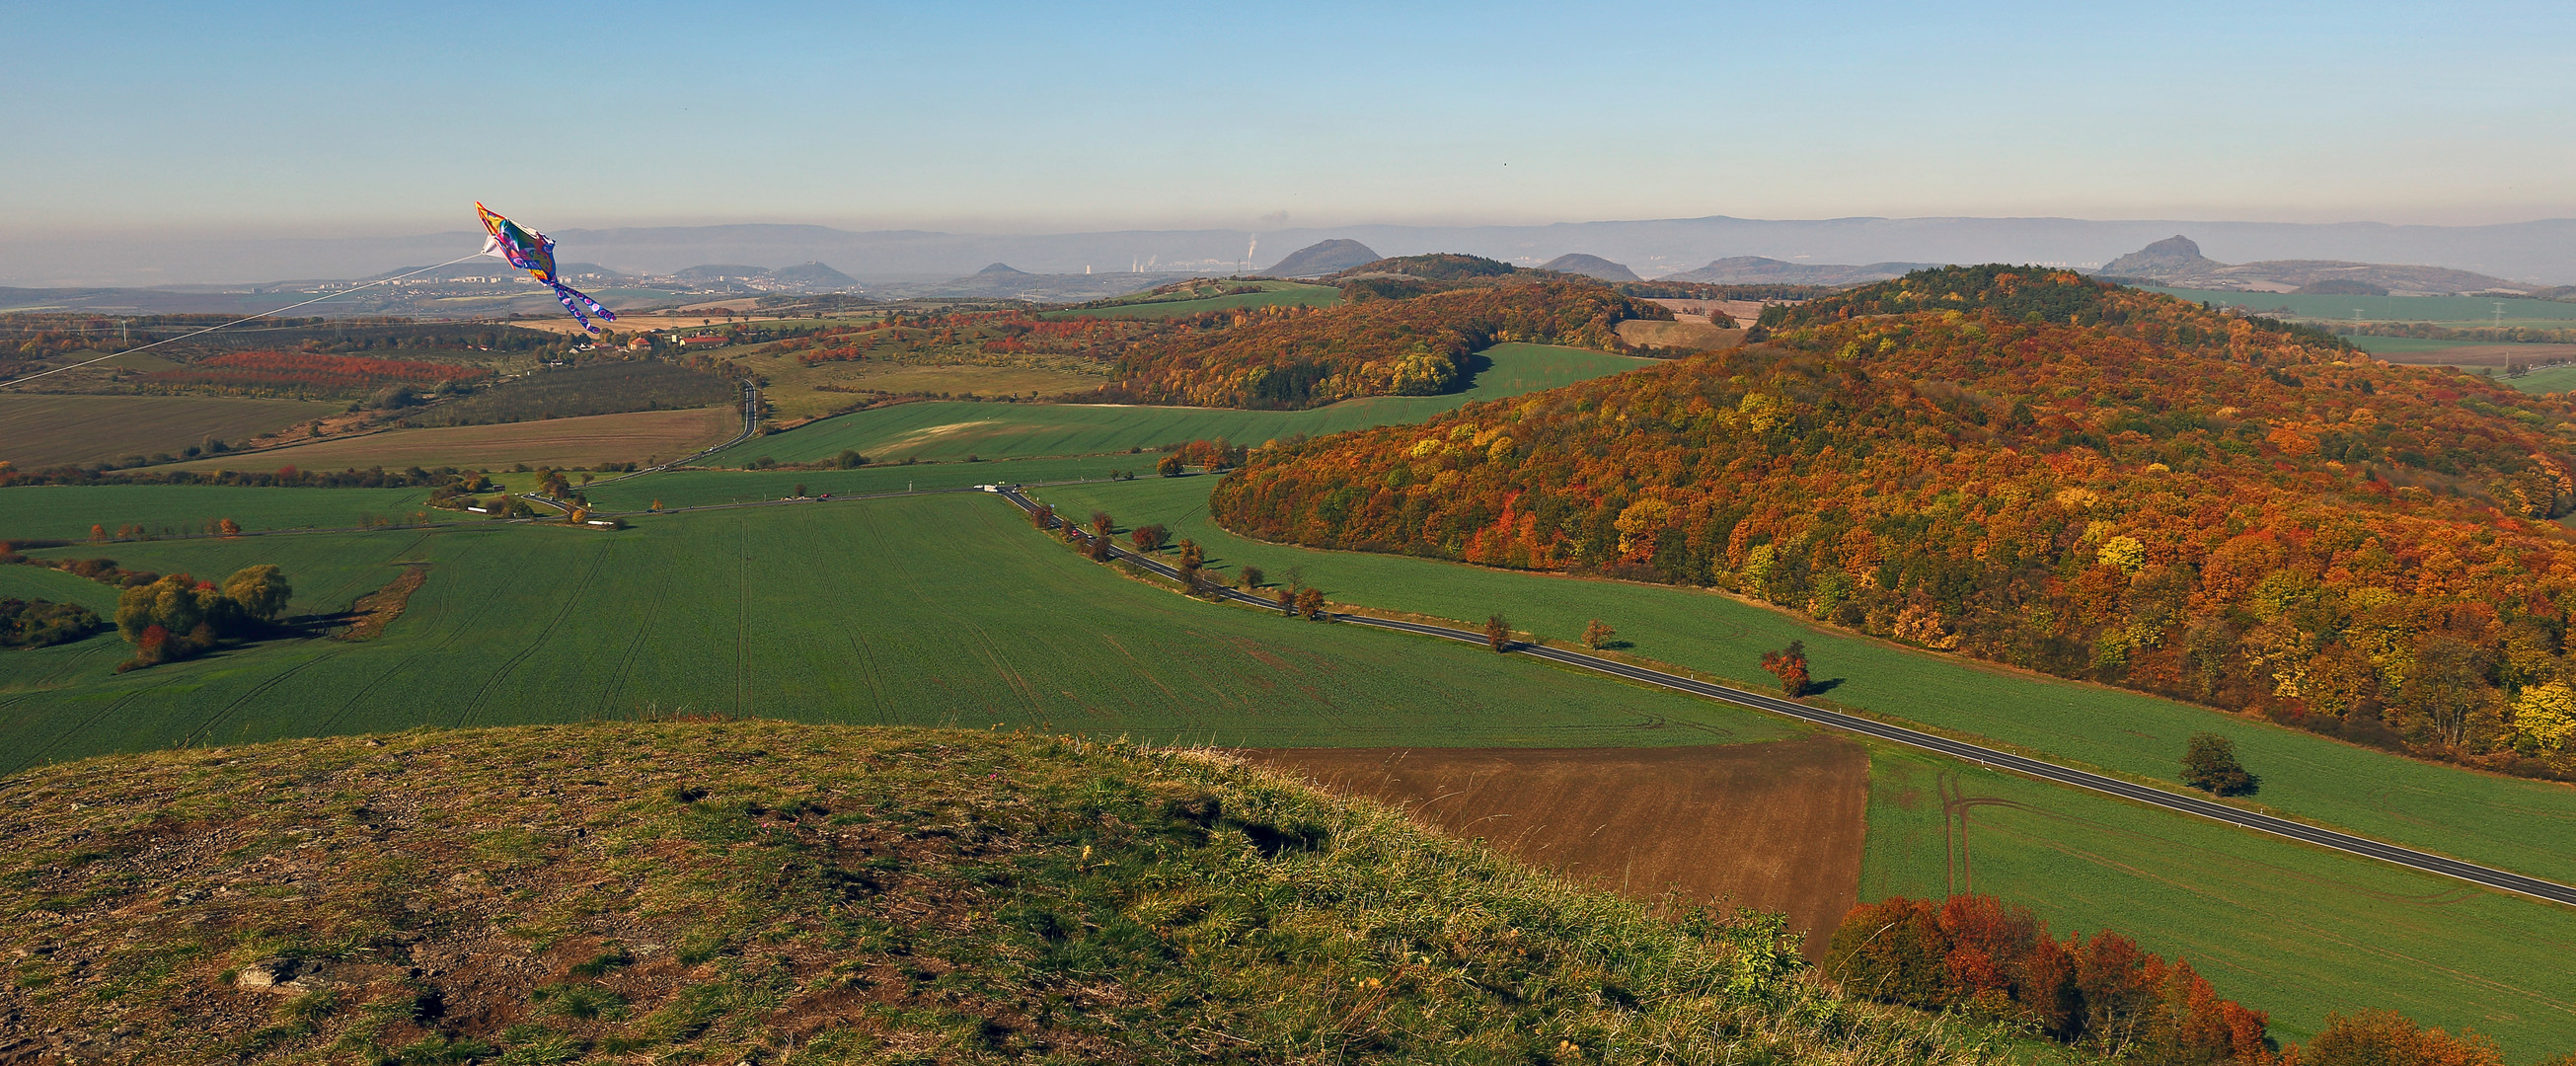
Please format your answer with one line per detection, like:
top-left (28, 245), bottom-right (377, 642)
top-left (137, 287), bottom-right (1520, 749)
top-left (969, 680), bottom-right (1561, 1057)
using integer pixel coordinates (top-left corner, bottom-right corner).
top-left (0, 721), bottom-right (1988, 1065)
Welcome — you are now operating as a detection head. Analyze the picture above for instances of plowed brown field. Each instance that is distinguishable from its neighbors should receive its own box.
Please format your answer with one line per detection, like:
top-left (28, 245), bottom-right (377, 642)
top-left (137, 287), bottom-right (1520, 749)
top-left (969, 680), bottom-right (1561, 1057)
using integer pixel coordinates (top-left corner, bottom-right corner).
top-left (1250, 737), bottom-right (1868, 958)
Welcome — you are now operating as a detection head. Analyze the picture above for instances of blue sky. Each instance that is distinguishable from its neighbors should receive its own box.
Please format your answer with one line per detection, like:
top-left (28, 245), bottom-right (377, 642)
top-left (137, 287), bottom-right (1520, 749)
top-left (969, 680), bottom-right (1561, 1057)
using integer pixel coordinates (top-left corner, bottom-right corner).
top-left (6, 1), bottom-right (2571, 236)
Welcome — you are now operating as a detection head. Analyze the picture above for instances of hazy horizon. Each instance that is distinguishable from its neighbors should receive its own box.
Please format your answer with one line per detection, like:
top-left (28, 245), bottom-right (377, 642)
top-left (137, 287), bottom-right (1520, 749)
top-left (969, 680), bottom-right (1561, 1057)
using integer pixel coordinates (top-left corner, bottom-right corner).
top-left (7, 0), bottom-right (2571, 245)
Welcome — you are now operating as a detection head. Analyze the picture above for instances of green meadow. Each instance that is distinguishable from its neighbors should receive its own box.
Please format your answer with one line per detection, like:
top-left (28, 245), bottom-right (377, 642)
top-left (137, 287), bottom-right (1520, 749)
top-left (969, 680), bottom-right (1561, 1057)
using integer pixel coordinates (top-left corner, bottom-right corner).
top-left (0, 495), bottom-right (1785, 778)
top-left (701, 343), bottom-right (1655, 466)
top-left (0, 484), bottom-right (438, 543)
top-left (2507, 363), bottom-right (2576, 394)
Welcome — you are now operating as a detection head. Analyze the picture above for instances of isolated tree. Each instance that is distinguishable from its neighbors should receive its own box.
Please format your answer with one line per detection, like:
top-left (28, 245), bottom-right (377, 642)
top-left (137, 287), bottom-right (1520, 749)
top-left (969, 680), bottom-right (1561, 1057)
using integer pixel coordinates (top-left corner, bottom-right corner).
top-left (221, 565), bottom-right (293, 623)
top-left (1297, 587), bottom-right (1326, 620)
top-left (793, 483), bottom-right (807, 498)
top-left (1238, 565), bottom-right (1265, 590)
top-left (1582, 618), bottom-right (1617, 650)
top-left (1761, 640), bottom-right (1810, 697)
top-left (216, 517), bottom-right (242, 537)
top-left (835, 449), bottom-right (869, 469)
top-left (1275, 586), bottom-right (1298, 616)
top-left (1130, 524), bottom-right (1170, 554)
top-left (1157, 453), bottom-right (1186, 477)
top-left (1029, 502), bottom-right (1056, 531)
top-left (2180, 732), bottom-right (2256, 796)
top-left (1485, 614), bottom-right (1512, 653)
top-left (1175, 539), bottom-right (1204, 582)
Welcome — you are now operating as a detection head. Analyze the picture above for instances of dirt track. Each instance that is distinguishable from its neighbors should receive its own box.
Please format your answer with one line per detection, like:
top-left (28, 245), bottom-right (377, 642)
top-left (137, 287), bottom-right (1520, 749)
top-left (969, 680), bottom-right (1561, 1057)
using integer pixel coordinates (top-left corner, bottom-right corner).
top-left (1249, 737), bottom-right (1868, 958)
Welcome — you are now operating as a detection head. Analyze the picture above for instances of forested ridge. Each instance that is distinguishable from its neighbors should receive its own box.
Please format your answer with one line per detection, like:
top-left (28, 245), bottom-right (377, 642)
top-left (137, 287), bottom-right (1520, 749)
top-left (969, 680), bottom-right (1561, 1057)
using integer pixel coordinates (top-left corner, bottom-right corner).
top-left (1213, 267), bottom-right (2576, 776)
top-left (1092, 280), bottom-right (1667, 409)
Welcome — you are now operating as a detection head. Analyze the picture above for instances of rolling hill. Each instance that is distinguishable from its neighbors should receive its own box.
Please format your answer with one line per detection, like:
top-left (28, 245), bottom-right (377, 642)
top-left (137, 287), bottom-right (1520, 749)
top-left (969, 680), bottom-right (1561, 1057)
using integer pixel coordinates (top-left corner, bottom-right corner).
top-left (1210, 266), bottom-right (2576, 781)
top-left (1541, 253), bottom-right (1643, 282)
top-left (1261, 238), bottom-right (1381, 278)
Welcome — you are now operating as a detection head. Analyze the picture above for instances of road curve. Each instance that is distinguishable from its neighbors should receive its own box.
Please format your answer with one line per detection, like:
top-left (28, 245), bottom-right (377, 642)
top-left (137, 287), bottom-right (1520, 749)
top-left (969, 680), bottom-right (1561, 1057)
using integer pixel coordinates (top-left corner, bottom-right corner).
top-left (998, 488), bottom-right (2576, 909)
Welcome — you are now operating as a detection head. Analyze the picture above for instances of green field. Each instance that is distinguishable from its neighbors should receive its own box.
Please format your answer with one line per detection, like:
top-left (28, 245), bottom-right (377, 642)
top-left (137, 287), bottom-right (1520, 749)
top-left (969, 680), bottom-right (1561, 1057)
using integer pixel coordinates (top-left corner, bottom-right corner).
top-left (1033, 476), bottom-right (2576, 889)
top-left (0, 495), bottom-right (1788, 778)
top-left (0, 394), bottom-right (341, 470)
top-left (2508, 363), bottom-right (2576, 394)
top-left (1861, 746), bottom-right (2576, 1049)
top-left (0, 484), bottom-right (439, 543)
top-left (6, 484), bottom-right (2574, 1050)
top-left (581, 455), bottom-right (1165, 511)
top-left (1048, 280), bottom-right (1342, 319)
top-left (704, 343), bottom-right (1657, 466)
top-left (2149, 286), bottom-right (2576, 326)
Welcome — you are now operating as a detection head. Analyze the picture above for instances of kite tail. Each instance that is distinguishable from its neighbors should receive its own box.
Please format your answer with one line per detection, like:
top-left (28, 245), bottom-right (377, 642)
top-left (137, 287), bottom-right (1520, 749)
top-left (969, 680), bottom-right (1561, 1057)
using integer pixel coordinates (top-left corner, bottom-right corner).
top-left (550, 283), bottom-right (598, 333)
top-left (553, 280), bottom-right (616, 324)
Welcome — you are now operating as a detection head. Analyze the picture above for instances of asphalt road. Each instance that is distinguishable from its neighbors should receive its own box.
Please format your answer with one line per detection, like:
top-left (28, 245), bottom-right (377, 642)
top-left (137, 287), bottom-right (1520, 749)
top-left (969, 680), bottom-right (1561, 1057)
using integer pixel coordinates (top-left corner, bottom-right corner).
top-left (997, 487), bottom-right (2576, 909)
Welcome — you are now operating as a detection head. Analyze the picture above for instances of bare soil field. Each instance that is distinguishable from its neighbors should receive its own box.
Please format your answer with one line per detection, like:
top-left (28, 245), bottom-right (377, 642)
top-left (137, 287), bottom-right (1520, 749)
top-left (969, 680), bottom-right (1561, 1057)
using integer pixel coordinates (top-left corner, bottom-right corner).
top-left (0, 394), bottom-right (341, 469)
top-left (1617, 319), bottom-right (1747, 353)
top-left (160, 405), bottom-right (737, 473)
top-left (1249, 737), bottom-right (1868, 958)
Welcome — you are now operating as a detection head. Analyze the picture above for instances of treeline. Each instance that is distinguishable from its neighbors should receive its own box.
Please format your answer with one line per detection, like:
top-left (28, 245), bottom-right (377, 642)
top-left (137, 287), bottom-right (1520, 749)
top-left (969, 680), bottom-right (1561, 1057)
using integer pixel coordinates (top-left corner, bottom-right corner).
top-left (1091, 281), bottom-right (1667, 409)
top-left (1756, 265), bottom-right (2355, 351)
top-left (0, 462), bottom-right (473, 491)
top-left (1211, 267), bottom-right (2576, 779)
top-left (1826, 895), bottom-right (2516, 1066)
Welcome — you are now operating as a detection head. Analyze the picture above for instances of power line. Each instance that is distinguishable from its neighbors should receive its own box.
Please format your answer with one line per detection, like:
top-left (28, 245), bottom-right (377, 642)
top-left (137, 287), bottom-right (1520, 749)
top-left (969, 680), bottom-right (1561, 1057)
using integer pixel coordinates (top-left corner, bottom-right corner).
top-left (0, 253), bottom-right (487, 389)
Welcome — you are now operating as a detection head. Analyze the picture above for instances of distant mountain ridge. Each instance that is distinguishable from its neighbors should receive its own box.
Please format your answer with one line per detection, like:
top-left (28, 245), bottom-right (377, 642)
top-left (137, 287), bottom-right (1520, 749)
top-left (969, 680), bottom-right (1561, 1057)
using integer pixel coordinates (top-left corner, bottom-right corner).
top-left (14, 215), bottom-right (2576, 288)
top-left (1662, 257), bottom-right (1939, 286)
top-left (2096, 234), bottom-right (2531, 295)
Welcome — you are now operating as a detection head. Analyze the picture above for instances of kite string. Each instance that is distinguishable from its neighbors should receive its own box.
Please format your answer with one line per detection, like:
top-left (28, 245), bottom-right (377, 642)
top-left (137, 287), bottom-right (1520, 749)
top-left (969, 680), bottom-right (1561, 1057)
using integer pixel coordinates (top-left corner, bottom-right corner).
top-left (0, 252), bottom-right (491, 389)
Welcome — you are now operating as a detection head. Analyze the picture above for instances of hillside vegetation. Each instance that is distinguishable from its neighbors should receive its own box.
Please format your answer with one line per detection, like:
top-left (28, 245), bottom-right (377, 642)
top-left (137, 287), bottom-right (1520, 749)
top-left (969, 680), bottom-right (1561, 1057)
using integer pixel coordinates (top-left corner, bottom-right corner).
top-left (1213, 267), bottom-right (2576, 778)
top-left (1094, 280), bottom-right (1667, 409)
top-left (0, 722), bottom-right (1994, 1064)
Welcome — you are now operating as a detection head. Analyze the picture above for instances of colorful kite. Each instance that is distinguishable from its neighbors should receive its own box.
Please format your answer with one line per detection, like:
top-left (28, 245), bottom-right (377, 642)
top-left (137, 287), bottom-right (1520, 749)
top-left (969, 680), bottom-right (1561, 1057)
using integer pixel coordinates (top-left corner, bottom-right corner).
top-left (476, 202), bottom-right (617, 333)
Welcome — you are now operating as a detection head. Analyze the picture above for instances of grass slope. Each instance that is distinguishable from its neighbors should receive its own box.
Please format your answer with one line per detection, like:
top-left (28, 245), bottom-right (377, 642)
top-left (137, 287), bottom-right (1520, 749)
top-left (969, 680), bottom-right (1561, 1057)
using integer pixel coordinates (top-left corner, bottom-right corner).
top-left (0, 722), bottom-right (1975, 1064)
top-left (0, 394), bottom-right (341, 470)
top-left (706, 343), bottom-right (1655, 467)
top-left (0, 495), bottom-right (1787, 777)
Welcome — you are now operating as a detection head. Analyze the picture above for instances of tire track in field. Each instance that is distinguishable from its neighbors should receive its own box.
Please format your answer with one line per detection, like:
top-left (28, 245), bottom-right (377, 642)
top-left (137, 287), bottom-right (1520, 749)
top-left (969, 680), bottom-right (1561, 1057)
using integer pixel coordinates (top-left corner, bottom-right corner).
top-left (597, 540), bottom-right (672, 717)
top-left (179, 645), bottom-right (349, 748)
top-left (314, 563), bottom-right (505, 736)
top-left (10, 672), bottom-right (189, 773)
top-left (457, 538), bottom-right (612, 726)
top-left (847, 633), bottom-right (894, 723)
top-left (738, 519), bottom-right (755, 717)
